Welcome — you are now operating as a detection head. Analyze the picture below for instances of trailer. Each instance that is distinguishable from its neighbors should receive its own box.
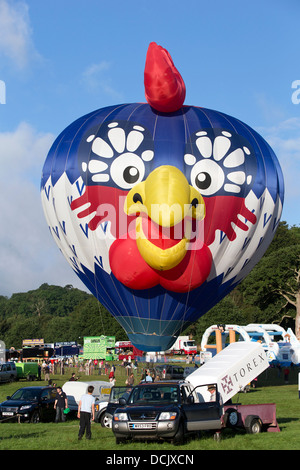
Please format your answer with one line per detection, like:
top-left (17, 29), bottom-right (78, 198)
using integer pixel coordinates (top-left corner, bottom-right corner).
top-left (186, 342), bottom-right (280, 434)
top-left (15, 362), bottom-right (39, 381)
top-left (223, 403), bottom-right (280, 433)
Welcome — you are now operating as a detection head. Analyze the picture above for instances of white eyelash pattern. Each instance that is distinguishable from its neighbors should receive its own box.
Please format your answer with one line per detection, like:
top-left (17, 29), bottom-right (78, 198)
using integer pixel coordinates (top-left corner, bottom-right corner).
top-left (82, 122), bottom-right (154, 184)
top-left (184, 130), bottom-right (252, 195)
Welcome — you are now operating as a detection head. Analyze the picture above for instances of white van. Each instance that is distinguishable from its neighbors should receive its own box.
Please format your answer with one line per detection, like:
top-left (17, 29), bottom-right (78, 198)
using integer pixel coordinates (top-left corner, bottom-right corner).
top-left (62, 380), bottom-right (112, 425)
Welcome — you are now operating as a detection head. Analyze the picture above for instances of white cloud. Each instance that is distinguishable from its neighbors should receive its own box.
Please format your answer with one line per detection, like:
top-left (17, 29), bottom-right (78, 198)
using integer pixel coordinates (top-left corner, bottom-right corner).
top-left (0, 123), bottom-right (84, 297)
top-left (0, 0), bottom-right (40, 69)
top-left (81, 61), bottom-right (122, 100)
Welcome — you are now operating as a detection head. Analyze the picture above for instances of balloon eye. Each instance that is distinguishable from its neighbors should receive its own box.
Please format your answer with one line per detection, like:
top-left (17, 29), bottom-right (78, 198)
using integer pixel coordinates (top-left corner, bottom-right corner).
top-left (195, 172), bottom-right (211, 191)
top-left (191, 160), bottom-right (224, 196)
top-left (110, 153), bottom-right (145, 189)
top-left (124, 166), bottom-right (140, 185)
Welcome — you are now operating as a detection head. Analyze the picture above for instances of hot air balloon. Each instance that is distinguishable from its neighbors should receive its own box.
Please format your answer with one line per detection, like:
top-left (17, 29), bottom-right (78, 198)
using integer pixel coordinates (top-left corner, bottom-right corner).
top-left (41, 42), bottom-right (284, 352)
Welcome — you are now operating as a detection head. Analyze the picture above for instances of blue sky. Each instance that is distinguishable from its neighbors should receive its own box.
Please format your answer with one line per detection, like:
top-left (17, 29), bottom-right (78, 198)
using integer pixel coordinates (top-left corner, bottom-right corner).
top-left (0, 0), bottom-right (299, 296)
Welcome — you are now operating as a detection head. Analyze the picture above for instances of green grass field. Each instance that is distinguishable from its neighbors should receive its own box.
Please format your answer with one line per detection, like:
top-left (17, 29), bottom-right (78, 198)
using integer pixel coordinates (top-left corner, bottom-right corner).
top-left (0, 365), bottom-right (299, 451)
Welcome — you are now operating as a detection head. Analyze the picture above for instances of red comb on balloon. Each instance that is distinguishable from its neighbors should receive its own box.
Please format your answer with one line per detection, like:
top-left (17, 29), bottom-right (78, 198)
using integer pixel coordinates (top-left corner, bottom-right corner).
top-left (144, 42), bottom-right (186, 113)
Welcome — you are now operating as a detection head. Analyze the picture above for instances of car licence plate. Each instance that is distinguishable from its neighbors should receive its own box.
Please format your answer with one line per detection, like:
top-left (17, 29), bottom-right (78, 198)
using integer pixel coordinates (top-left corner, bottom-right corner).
top-left (2, 412), bottom-right (14, 416)
top-left (132, 423), bottom-right (153, 429)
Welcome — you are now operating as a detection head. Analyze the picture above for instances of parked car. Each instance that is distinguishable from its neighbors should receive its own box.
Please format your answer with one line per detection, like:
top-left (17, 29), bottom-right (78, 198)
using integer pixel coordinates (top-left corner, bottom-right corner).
top-left (0, 362), bottom-right (17, 383)
top-left (0, 386), bottom-right (56, 423)
top-left (154, 365), bottom-right (184, 380)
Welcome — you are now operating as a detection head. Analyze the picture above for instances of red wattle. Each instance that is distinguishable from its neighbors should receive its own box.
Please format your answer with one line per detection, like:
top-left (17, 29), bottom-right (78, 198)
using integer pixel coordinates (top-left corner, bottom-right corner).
top-left (109, 235), bottom-right (212, 293)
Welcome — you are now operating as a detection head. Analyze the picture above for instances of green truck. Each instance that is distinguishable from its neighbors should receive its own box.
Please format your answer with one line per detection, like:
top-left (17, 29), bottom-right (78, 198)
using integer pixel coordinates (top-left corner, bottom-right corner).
top-left (15, 362), bottom-right (39, 381)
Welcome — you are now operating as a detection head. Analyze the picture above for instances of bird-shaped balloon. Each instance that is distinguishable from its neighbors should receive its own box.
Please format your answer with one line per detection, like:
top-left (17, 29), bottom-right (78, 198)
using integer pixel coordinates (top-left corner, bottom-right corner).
top-left (41, 42), bottom-right (284, 351)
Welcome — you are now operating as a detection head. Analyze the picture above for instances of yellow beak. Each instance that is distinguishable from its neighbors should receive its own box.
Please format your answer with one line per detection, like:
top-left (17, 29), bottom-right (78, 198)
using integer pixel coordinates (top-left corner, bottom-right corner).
top-left (124, 165), bottom-right (205, 271)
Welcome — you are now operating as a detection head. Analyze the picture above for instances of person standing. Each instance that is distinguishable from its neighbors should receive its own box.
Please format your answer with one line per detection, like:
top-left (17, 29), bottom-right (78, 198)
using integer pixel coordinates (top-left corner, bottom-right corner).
top-left (126, 372), bottom-right (135, 386)
top-left (109, 367), bottom-right (114, 381)
top-left (44, 362), bottom-right (50, 382)
top-left (54, 386), bottom-right (68, 422)
top-left (144, 371), bottom-right (153, 382)
top-left (77, 385), bottom-right (95, 440)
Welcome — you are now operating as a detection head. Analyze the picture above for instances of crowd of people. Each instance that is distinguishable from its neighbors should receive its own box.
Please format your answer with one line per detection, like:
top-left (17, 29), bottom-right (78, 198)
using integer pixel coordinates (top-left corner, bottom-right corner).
top-left (40, 355), bottom-right (140, 387)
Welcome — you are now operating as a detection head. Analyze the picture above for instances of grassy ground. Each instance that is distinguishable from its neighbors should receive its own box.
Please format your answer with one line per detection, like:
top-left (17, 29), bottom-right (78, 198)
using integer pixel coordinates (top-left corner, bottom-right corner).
top-left (0, 364), bottom-right (299, 451)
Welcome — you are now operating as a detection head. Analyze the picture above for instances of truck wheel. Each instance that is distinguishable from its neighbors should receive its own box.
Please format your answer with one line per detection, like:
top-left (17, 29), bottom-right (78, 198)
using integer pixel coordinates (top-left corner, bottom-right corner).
top-left (246, 418), bottom-right (262, 434)
top-left (225, 409), bottom-right (239, 428)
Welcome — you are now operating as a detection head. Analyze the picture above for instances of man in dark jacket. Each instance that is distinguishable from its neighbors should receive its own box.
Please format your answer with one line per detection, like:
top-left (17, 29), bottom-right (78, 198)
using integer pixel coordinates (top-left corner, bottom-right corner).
top-left (54, 386), bottom-right (68, 422)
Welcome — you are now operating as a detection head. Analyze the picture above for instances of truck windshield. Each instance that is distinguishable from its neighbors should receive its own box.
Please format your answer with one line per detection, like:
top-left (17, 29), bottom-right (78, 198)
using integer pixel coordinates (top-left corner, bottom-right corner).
top-left (109, 386), bottom-right (132, 403)
top-left (129, 385), bottom-right (179, 404)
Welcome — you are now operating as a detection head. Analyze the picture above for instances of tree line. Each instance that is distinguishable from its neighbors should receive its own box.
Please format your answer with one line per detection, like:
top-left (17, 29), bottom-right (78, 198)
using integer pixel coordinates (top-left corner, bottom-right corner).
top-left (0, 221), bottom-right (299, 349)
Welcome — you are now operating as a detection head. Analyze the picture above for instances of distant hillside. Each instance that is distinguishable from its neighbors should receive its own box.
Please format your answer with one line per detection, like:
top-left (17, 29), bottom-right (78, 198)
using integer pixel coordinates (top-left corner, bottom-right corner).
top-left (0, 283), bottom-right (127, 348)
